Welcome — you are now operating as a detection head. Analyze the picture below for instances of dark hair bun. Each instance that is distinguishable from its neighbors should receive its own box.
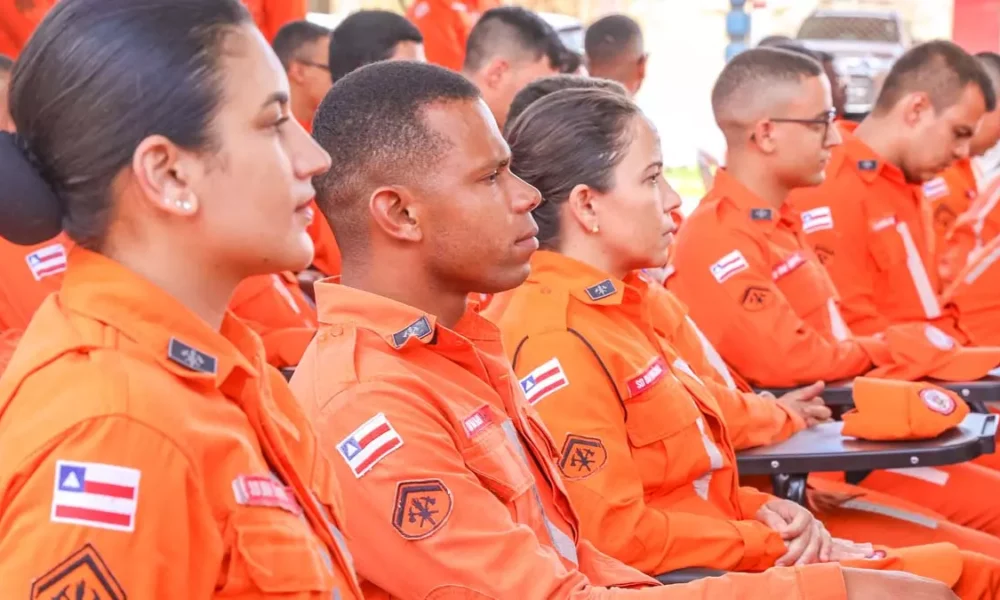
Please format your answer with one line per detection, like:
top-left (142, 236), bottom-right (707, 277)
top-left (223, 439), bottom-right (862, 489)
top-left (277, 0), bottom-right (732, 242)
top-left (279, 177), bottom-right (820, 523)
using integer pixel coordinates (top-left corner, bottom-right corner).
top-left (0, 132), bottom-right (63, 245)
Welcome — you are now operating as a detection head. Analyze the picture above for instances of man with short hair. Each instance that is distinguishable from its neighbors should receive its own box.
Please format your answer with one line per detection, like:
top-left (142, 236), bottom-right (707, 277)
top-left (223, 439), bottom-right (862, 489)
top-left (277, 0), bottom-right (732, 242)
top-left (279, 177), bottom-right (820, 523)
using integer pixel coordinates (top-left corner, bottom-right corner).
top-left (775, 43), bottom-right (847, 119)
top-left (272, 20), bottom-right (332, 130)
top-left (329, 10), bottom-right (425, 83)
top-left (462, 6), bottom-right (565, 129)
top-left (668, 46), bottom-right (1000, 544)
top-left (584, 14), bottom-right (646, 96)
top-left (789, 41), bottom-right (996, 339)
top-left (290, 59), bottom-right (945, 600)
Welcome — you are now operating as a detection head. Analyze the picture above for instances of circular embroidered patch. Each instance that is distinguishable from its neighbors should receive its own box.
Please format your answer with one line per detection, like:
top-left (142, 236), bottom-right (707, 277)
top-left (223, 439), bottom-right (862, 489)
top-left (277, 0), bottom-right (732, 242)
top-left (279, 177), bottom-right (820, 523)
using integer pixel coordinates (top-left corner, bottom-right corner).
top-left (920, 388), bottom-right (956, 416)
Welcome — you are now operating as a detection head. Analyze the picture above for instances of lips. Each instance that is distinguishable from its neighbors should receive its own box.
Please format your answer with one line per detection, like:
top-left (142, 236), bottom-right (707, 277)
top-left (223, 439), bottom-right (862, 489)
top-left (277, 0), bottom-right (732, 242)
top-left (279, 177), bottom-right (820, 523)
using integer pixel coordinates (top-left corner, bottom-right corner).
top-left (516, 224), bottom-right (540, 244)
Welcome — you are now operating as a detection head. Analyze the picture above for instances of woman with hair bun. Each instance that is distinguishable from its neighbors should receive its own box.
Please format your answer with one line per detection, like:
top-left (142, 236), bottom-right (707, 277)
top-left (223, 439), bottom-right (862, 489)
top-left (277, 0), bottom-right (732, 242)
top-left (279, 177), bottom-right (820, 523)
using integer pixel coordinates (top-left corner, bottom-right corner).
top-left (0, 0), bottom-right (361, 597)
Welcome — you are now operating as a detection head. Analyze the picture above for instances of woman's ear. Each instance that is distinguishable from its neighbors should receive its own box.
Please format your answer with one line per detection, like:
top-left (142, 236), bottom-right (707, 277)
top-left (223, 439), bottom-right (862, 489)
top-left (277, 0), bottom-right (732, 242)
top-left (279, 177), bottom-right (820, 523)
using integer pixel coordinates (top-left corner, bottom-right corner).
top-left (566, 183), bottom-right (601, 234)
top-left (132, 134), bottom-right (199, 217)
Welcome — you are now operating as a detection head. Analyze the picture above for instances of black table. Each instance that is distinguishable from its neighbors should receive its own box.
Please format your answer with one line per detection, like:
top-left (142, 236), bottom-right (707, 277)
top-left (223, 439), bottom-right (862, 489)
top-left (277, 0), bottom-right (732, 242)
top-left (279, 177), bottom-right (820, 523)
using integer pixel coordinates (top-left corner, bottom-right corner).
top-left (736, 413), bottom-right (998, 504)
top-left (758, 376), bottom-right (1000, 413)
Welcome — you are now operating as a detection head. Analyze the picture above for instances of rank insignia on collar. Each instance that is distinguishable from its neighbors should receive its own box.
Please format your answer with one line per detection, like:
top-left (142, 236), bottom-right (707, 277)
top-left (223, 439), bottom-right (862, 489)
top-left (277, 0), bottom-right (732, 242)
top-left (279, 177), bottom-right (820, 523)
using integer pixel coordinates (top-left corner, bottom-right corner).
top-left (391, 316), bottom-right (433, 348)
top-left (585, 279), bottom-right (616, 301)
top-left (168, 338), bottom-right (217, 375)
top-left (750, 208), bottom-right (772, 221)
top-left (858, 159), bottom-right (878, 171)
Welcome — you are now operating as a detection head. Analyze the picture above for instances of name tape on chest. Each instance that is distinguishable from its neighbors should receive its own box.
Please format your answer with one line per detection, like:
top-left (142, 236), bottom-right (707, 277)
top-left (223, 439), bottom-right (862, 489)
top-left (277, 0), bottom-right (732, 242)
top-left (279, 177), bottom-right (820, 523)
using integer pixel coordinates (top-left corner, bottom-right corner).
top-left (519, 358), bottom-right (569, 406)
top-left (232, 474), bottom-right (302, 515)
top-left (51, 461), bottom-right (140, 533)
top-left (462, 405), bottom-right (495, 438)
top-left (710, 250), bottom-right (749, 284)
top-left (338, 413), bottom-right (404, 478)
top-left (626, 357), bottom-right (667, 398)
top-left (771, 252), bottom-right (806, 281)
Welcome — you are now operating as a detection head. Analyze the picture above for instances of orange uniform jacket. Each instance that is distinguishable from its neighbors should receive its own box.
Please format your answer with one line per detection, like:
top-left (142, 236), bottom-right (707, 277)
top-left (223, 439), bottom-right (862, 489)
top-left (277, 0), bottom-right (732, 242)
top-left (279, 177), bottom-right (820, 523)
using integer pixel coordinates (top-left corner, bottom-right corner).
top-left (0, 0), bottom-right (55, 58)
top-left (789, 122), bottom-right (960, 338)
top-left (0, 249), bottom-right (362, 598)
top-left (243, 0), bottom-right (307, 43)
top-left (230, 272), bottom-right (317, 368)
top-left (406, 0), bottom-right (499, 71)
top-left (305, 203), bottom-right (342, 277)
top-left (940, 171), bottom-right (1000, 286)
top-left (290, 280), bottom-right (851, 599)
top-left (490, 251), bottom-right (989, 591)
top-left (944, 235), bottom-right (1000, 346)
top-left (925, 158), bottom-right (979, 261)
top-left (667, 170), bottom-right (874, 388)
top-left (0, 234), bottom-right (69, 374)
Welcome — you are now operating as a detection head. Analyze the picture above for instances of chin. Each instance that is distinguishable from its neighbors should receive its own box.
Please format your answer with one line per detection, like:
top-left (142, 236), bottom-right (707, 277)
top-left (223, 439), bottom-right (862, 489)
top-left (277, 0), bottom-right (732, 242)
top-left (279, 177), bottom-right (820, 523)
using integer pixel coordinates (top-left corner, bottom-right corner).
top-left (477, 263), bottom-right (531, 295)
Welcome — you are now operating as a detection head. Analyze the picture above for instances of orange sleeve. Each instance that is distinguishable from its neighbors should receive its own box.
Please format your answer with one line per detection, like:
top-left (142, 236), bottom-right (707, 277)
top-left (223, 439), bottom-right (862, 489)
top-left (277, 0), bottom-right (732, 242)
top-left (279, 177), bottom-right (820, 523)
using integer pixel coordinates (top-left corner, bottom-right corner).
top-left (791, 188), bottom-right (891, 335)
top-left (260, 0), bottom-right (307, 42)
top-left (407, 0), bottom-right (469, 71)
top-left (305, 381), bottom-right (651, 599)
top-left (0, 329), bottom-right (20, 377)
top-left (655, 564), bottom-right (848, 599)
top-left (669, 229), bottom-right (871, 388)
top-left (515, 333), bottom-right (786, 576)
top-left (0, 415), bottom-right (220, 597)
top-left (0, 0), bottom-right (54, 58)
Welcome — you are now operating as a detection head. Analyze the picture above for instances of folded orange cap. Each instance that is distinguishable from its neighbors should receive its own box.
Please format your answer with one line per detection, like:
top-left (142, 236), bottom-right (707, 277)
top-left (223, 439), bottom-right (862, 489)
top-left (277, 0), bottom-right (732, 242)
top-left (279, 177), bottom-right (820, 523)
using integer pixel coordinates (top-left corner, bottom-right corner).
top-left (860, 323), bottom-right (1000, 381)
top-left (842, 378), bottom-right (969, 441)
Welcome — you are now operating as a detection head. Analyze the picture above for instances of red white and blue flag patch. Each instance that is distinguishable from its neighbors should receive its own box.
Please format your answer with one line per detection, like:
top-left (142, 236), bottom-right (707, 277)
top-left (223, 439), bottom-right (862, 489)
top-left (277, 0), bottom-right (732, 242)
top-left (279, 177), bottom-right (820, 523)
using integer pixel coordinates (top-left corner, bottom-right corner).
top-left (51, 460), bottom-right (140, 532)
top-left (801, 207), bottom-right (834, 234)
top-left (710, 250), bottom-right (749, 283)
top-left (519, 358), bottom-right (568, 405)
top-left (338, 413), bottom-right (403, 478)
top-left (922, 177), bottom-right (949, 200)
top-left (26, 243), bottom-right (67, 281)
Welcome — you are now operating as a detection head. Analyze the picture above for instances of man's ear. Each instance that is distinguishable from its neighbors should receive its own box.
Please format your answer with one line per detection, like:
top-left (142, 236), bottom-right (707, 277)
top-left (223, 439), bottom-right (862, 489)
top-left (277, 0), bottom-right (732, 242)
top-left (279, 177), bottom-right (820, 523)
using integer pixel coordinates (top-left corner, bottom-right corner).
top-left (287, 60), bottom-right (308, 86)
top-left (370, 185), bottom-right (423, 242)
top-left (132, 134), bottom-right (199, 217)
top-left (900, 91), bottom-right (932, 127)
top-left (750, 119), bottom-right (778, 154)
top-left (482, 59), bottom-right (511, 89)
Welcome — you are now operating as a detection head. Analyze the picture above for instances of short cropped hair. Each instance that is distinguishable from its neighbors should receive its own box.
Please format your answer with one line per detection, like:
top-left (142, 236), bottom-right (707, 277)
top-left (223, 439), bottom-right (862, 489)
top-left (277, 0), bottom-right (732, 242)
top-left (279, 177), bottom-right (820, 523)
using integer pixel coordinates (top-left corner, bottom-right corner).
top-left (712, 47), bottom-right (823, 124)
top-left (757, 35), bottom-right (795, 48)
top-left (271, 20), bottom-right (330, 71)
top-left (463, 6), bottom-right (565, 73)
top-left (312, 61), bottom-right (480, 252)
top-left (874, 40), bottom-right (996, 115)
top-left (328, 10), bottom-right (423, 82)
top-left (584, 14), bottom-right (642, 70)
top-left (506, 74), bottom-right (627, 134)
top-left (976, 52), bottom-right (1000, 101)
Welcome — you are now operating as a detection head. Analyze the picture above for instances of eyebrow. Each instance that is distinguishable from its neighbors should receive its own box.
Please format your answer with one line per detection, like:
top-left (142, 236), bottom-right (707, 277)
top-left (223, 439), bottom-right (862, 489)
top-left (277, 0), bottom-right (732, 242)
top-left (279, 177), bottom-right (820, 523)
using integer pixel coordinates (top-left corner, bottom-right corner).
top-left (260, 91), bottom-right (289, 110)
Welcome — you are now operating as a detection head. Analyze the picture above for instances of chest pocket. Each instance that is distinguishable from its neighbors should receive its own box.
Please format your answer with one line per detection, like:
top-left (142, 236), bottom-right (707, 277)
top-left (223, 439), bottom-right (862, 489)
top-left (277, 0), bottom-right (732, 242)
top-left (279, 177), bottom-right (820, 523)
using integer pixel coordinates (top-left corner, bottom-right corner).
top-left (225, 509), bottom-right (336, 595)
top-left (869, 217), bottom-right (907, 272)
top-left (463, 424), bottom-right (535, 505)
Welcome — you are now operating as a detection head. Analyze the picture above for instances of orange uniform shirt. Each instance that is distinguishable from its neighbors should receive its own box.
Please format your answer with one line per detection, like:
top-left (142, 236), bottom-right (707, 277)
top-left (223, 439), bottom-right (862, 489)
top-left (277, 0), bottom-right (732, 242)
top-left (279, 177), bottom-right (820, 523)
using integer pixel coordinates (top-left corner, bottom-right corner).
top-left (229, 271), bottom-right (317, 368)
top-left (0, 234), bottom-right (70, 374)
top-left (406, 0), bottom-right (499, 71)
top-left (924, 157), bottom-right (979, 261)
top-left (789, 122), bottom-right (960, 338)
top-left (290, 280), bottom-right (850, 599)
top-left (0, 0), bottom-right (55, 58)
top-left (490, 251), bottom-right (988, 591)
top-left (944, 235), bottom-right (1000, 346)
top-left (305, 202), bottom-right (342, 277)
top-left (0, 249), bottom-right (362, 598)
top-left (667, 170), bottom-right (874, 387)
top-left (243, 0), bottom-right (307, 43)
top-left (940, 166), bottom-right (1000, 287)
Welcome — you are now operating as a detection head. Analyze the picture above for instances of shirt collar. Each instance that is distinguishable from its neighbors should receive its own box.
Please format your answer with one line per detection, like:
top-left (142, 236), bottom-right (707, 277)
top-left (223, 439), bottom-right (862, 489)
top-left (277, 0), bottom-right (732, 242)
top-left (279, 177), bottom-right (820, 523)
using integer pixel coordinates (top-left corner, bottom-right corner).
top-left (709, 169), bottom-right (800, 234)
top-left (526, 250), bottom-right (646, 306)
top-left (313, 278), bottom-right (501, 349)
top-left (60, 248), bottom-right (260, 387)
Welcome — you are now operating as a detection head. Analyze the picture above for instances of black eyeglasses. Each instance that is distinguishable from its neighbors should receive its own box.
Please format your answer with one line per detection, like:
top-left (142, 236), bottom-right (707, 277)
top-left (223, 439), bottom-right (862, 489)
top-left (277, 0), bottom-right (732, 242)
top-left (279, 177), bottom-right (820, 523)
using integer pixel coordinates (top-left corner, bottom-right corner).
top-left (297, 59), bottom-right (330, 72)
top-left (768, 109), bottom-right (838, 139)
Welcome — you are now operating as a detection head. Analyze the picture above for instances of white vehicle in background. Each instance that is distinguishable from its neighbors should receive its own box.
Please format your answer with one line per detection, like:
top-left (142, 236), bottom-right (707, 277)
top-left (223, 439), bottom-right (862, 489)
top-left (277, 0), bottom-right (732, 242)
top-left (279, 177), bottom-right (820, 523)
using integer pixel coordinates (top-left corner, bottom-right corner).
top-left (796, 9), bottom-right (909, 116)
top-left (538, 11), bottom-right (585, 57)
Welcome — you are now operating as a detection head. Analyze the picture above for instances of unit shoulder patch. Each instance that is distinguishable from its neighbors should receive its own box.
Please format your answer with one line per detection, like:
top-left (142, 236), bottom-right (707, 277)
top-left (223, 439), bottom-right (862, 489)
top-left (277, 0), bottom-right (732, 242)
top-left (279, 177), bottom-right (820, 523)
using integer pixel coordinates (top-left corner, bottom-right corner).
top-left (31, 544), bottom-right (125, 600)
top-left (558, 434), bottom-right (608, 480)
top-left (741, 286), bottom-right (774, 312)
top-left (392, 479), bottom-right (453, 540)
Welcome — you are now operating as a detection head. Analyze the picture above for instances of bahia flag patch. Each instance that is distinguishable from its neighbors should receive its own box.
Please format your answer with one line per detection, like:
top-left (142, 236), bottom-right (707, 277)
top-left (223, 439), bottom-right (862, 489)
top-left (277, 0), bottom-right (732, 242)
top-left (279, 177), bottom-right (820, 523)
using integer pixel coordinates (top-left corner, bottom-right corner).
top-left (710, 250), bottom-right (749, 283)
top-left (25, 243), bottom-right (67, 281)
top-left (338, 413), bottom-right (403, 478)
top-left (801, 207), bottom-right (834, 234)
top-left (922, 177), bottom-right (949, 200)
top-left (519, 358), bottom-right (569, 405)
top-left (51, 461), bottom-right (141, 532)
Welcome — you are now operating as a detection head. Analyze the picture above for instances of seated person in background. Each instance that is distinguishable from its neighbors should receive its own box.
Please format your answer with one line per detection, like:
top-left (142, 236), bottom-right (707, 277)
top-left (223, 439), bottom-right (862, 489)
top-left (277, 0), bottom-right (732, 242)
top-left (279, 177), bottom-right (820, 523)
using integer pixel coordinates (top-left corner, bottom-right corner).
top-left (668, 46), bottom-right (1000, 541)
top-left (936, 53), bottom-right (1000, 286)
top-left (788, 41), bottom-right (995, 340)
top-left (584, 14), bottom-right (646, 97)
top-left (489, 87), bottom-right (1000, 591)
top-left (287, 59), bottom-right (936, 600)
top-left (0, 0), bottom-right (361, 595)
top-left (462, 6), bottom-right (566, 130)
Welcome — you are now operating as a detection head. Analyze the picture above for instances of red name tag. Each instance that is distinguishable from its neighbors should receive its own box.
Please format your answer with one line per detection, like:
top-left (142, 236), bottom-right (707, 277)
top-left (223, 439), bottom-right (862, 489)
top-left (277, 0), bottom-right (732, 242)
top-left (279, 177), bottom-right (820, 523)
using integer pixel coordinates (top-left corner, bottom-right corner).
top-left (626, 357), bottom-right (667, 397)
top-left (232, 475), bottom-right (302, 515)
top-left (771, 252), bottom-right (805, 281)
top-left (462, 405), bottom-right (494, 438)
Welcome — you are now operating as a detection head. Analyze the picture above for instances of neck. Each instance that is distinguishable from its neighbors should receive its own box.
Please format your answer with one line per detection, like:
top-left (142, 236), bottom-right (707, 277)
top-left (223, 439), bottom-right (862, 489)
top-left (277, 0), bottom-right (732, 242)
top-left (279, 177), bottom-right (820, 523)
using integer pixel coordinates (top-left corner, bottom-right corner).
top-left (854, 114), bottom-right (902, 167)
top-left (557, 235), bottom-right (628, 281)
top-left (103, 240), bottom-right (237, 330)
top-left (290, 90), bottom-right (316, 131)
top-left (340, 255), bottom-right (468, 328)
top-left (725, 152), bottom-right (790, 210)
